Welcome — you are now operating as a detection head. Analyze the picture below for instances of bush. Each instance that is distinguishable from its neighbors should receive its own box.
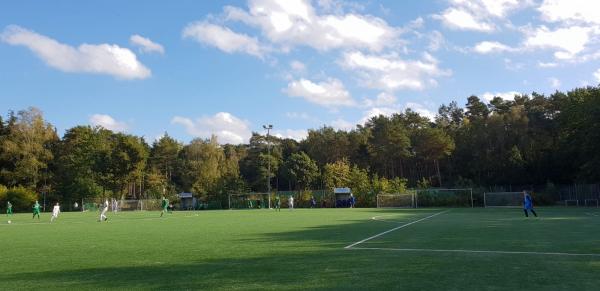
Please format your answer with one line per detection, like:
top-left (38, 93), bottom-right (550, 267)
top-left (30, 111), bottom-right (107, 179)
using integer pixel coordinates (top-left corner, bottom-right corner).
top-left (0, 185), bottom-right (38, 212)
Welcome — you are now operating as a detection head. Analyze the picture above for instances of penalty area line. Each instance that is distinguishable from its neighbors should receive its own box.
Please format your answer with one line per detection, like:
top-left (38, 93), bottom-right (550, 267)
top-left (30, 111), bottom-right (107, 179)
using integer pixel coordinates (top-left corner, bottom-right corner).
top-left (344, 210), bottom-right (450, 249)
top-left (348, 247), bottom-right (600, 257)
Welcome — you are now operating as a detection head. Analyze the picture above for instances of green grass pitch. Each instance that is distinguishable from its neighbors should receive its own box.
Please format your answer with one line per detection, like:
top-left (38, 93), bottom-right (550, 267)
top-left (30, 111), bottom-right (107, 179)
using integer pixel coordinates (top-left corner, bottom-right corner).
top-left (2, 208), bottom-right (600, 290)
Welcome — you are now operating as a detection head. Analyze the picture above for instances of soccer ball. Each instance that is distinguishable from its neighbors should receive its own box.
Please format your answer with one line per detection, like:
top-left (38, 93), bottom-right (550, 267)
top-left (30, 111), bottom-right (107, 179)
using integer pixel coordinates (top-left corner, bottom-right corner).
top-left (7, 220), bottom-right (11, 224)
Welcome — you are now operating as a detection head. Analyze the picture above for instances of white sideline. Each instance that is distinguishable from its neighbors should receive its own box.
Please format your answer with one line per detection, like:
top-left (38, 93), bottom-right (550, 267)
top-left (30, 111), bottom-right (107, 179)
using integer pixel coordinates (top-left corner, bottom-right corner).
top-left (349, 247), bottom-right (600, 257)
top-left (344, 210), bottom-right (449, 249)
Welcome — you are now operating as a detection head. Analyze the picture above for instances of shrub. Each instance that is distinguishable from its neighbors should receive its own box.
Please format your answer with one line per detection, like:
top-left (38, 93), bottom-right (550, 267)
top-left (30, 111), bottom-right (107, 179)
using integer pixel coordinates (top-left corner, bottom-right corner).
top-left (0, 186), bottom-right (38, 212)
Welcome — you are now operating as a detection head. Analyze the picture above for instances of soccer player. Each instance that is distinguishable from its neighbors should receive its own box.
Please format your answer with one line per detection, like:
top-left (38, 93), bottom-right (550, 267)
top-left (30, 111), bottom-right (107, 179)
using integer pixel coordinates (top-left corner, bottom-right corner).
top-left (32, 200), bottom-right (41, 219)
top-left (274, 196), bottom-right (281, 211)
top-left (523, 191), bottom-right (538, 217)
top-left (289, 196), bottom-right (294, 210)
top-left (349, 193), bottom-right (356, 208)
top-left (160, 196), bottom-right (169, 217)
top-left (310, 196), bottom-right (316, 208)
top-left (99, 199), bottom-right (109, 222)
top-left (6, 201), bottom-right (12, 217)
top-left (50, 202), bottom-right (60, 222)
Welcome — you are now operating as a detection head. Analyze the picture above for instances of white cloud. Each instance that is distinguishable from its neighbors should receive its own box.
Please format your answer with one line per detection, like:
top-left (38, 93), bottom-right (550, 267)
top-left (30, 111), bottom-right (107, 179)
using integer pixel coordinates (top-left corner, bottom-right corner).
top-left (1, 25), bottom-right (151, 80)
top-left (363, 92), bottom-right (397, 107)
top-left (538, 0), bottom-right (600, 25)
top-left (405, 102), bottom-right (436, 120)
top-left (290, 60), bottom-right (306, 72)
top-left (523, 26), bottom-right (592, 60)
top-left (594, 68), bottom-right (600, 83)
top-left (129, 34), bottom-right (164, 54)
top-left (285, 112), bottom-right (318, 123)
top-left (89, 114), bottom-right (129, 132)
top-left (340, 51), bottom-right (450, 92)
top-left (273, 129), bottom-right (308, 141)
top-left (171, 112), bottom-right (252, 144)
top-left (549, 77), bottom-right (561, 88)
top-left (481, 91), bottom-right (521, 102)
top-left (359, 107), bottom-right (399, 125)
top-left (427, 30), bottom-right (445, 51)
top-left (436, 8), bottom-right (494, 32)
top-left (473, 41), bottom-right (514, 54)
top-left (224, 0), bottom-right (399, 52)
top-left (434, 0), bottom-right (525, 32)
top-left (284, 78), bottom-right (355, 107)
top-left (330, 118), bottom-right (355, 131)
top-left (538, 61), bottom-right (558, 68)
top-left (182, 22), bottom-right (267, 58)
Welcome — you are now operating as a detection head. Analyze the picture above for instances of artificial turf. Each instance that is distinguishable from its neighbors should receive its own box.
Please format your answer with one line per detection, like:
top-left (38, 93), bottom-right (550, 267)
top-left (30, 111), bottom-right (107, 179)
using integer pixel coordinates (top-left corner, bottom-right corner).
top-left (1, 207), bottom-right (599, 290)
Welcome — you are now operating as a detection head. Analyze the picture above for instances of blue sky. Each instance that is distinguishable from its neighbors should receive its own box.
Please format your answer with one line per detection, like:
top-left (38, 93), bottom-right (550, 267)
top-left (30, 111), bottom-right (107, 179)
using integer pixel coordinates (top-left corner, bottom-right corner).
top-left (1, 0), bottom-right (600, 144)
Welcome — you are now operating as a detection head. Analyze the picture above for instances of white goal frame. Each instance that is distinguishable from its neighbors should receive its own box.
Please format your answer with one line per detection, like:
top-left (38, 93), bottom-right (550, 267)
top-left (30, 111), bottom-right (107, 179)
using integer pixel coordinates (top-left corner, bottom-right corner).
top-left (376, 193), bottom-right (415, 208)
top-left (483, 192), bottom-right (524, 208)
top-left (584, 199), bottom-right (598, 207)
top-left (564, 199), bottom-right (579, 207)
top-left (414, 188), bottom-right (474, 208)
top-left (228, 193), bottom-right (271, 209)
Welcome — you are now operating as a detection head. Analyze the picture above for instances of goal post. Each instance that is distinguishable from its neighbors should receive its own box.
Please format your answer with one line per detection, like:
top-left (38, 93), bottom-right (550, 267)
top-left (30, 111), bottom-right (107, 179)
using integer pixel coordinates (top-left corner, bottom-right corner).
top-left (483, 192), bottom-right (523, 208)
top-left (228, 193), bottom-right (270, 209)
top-left (415, 188), bottom-right (473, 208)
top-left (376, 193), bottom-right (415, 208)
top-left (585, 199), bottom-right (599, 207)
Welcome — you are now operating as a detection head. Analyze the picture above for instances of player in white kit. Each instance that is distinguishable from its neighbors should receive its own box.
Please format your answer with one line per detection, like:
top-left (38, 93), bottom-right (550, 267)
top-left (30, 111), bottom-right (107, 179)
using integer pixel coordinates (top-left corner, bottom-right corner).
top-left (50, 202), bottom-right (60, 222)
top-left (99, 199), bottom-right (109, 222)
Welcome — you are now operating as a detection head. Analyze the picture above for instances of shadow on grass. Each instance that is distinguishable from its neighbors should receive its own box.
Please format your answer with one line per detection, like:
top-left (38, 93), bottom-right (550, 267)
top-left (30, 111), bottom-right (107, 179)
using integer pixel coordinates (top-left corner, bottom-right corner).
top-left (6, 245), bottom-right (600, 290)
top-left (5, 208), bottom-right (600, 290)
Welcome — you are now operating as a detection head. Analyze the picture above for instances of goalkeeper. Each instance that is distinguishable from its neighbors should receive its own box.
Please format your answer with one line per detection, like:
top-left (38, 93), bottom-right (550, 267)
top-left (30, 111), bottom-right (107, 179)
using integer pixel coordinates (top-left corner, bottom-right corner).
top-left (523, 191), bottom-right (538, 217)
top-left (160, 196), bottom-right (169, 217)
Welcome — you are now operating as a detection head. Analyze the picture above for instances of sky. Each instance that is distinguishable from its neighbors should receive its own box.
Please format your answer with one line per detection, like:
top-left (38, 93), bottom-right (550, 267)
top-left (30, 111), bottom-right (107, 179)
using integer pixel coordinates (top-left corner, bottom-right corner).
top-left (1, 0), bottom-right (600, 144)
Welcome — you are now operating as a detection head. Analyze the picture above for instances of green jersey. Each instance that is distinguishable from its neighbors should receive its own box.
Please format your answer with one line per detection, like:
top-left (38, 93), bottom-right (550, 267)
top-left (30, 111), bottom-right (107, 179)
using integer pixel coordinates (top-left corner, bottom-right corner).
top-left (162, 198), bottom-right (168, 208)
top-left (33, 202), bottom-right (40, 212)
top-left (7, 202), bottom-right (11, 210)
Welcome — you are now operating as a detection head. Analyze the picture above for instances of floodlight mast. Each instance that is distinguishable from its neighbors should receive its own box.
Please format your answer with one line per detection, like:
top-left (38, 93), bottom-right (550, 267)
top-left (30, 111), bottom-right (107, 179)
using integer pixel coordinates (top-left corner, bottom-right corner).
top-left (263, 124), bottom-right (273, 209)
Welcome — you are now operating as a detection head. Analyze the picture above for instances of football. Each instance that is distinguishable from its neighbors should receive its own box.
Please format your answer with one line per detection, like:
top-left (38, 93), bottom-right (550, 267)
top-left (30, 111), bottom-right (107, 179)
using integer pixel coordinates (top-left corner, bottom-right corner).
top-left (8, 220), bottom-right (11, 224)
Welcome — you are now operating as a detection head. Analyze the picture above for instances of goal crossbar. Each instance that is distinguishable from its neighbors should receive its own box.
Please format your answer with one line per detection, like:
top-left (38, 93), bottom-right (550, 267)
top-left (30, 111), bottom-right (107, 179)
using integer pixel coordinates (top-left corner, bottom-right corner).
top-left (376, 193), bottom-right (415, 208)
top-left (414, 188), bottom-right (473, 208)
top-left (484, 192), bottom-right (523, 208)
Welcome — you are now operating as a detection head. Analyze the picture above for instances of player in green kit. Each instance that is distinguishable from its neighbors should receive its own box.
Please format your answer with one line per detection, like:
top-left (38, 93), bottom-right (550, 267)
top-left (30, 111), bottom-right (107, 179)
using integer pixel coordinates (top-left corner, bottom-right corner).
top-left (32, 200), bottom-right (41, 219)
top-left (274, 196), bottom-right (281, 212)
top-left (6, 201), bottom-right (12, 217)
top-left (160, 196), bottom-right (169, 217)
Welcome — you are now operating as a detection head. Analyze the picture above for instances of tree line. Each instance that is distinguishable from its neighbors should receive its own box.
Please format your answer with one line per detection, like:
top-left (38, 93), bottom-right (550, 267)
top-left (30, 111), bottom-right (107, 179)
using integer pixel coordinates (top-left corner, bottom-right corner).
top-left (1, 85), bottom-right (599, 209)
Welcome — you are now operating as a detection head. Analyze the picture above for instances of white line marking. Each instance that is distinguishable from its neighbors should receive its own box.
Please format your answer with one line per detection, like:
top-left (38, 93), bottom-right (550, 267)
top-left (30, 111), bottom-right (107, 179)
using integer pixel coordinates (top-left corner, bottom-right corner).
top-left (585, 212), bottom-right (599, 217)
top-left (345, 210), bottom-right (449, 249)
top-left (370, 214), bottom-right (405, 224)
top-left (349, 247), bottom-right (600, 257)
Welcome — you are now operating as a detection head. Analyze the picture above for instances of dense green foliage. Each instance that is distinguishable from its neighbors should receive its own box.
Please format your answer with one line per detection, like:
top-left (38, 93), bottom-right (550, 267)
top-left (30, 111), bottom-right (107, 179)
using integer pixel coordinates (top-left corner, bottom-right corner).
top-left (1, 86), bottom-right (599, 205)
top-left (1, 208), bottom-right (599, 290)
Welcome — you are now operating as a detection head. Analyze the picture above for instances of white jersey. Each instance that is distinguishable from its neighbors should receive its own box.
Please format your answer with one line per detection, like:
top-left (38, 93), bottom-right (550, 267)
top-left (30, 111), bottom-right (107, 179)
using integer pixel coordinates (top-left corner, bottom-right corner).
top-left (52, 205), bottom-right (60, 215)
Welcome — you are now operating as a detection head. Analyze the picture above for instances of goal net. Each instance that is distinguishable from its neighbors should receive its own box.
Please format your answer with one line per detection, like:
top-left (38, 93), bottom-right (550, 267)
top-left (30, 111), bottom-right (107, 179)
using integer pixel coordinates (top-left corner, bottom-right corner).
top-left (228, 193), bottom-right (270, 209)
top-left (484, 192), bottom-right (523, 208)
top-left (82, 199), bottom-right (162, 211)
top-left (415, 188), bottom-right (473, 208)
top-left (377, 193), bottom-right (415, 208)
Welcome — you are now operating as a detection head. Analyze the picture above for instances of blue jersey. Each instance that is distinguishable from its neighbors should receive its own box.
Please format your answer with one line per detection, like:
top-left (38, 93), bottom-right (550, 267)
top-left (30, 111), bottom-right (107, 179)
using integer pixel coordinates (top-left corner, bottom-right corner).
top-left (524, 195), bottom-right (533, 209)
